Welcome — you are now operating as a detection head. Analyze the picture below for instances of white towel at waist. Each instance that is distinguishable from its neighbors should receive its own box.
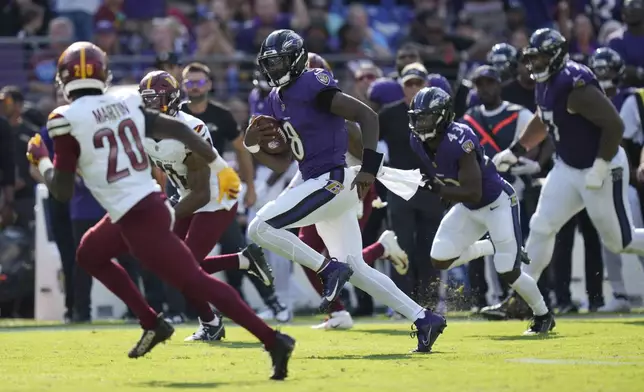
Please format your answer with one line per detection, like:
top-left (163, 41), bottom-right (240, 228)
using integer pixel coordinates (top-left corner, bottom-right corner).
top-left (349, 165), bottom-right (425, 201)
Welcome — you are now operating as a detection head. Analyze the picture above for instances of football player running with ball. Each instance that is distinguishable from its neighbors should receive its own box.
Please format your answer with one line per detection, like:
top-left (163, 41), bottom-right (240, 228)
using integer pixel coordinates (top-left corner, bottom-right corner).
top-left (138, 70), bottom-right (275, 342)
top-left (27, 42), bottom-right (294, 380)
top-left (491, 28), bottom-right (644, 317)
top-left (245, 29), bottom-right (445, 353)
top-left (408, 86), bottom-right (554, 335)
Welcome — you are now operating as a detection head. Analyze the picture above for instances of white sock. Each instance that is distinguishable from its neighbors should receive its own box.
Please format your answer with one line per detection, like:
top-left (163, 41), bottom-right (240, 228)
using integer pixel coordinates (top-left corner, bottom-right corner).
top-left (238, 253), bottom-right (250, 270)
top-left (448, 239), bottom-right (495, 270)
top-left (602, 246), bottom-right (627, 296)
top-left (248, 219), bottom-right (325, 271)
top-left (511, 272), bottom-right (548, 316)
top-left (524, 231), bottom-right (556, 280)
top-left (200, 315), bottom-right (220, 326)
top-left (625, 229), bottom-right (644, 256)
top-left (346, 255), bottom-right (424, 320)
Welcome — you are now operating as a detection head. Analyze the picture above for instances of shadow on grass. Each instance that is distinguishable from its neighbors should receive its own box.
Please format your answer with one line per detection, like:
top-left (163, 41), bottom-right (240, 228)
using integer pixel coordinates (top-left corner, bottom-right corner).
top-left (138, 381), bottom-right (224, 389)
top-left (304, 352), bottom-right (445, 361)
top-left (197, 341), bottom-right (263, 349)
top-left (137, 377), bottom-right (317, 389)
top-left (472, 333), bottom-right (561, 341)
top-left (621, 320), bottom-right (644, 327)
top-left (344, 328), bottom-right (410, 337)
top-left (587, 319), bottom-right (644, 327)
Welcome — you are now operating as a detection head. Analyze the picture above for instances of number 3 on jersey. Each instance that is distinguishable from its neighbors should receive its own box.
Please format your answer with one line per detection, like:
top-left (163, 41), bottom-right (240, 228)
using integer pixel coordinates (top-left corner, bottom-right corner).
top-left (281, 121), bottom-right (305, 160)
top-left (540, 110), bottom-right (560, 142)
top-left (93, 119), bottom-right (149, 183)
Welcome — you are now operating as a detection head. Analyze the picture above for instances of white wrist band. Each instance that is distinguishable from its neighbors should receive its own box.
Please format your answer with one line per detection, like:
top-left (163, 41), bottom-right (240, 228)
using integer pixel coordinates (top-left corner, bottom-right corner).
top-left (243, 139), bottom-right (260, 153)
top-left (38, 158), bottom-right (54, 177)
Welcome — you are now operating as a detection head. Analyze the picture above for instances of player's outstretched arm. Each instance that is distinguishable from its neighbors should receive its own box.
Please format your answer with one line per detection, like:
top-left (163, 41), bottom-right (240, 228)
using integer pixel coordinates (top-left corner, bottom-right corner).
top-left (534, 134), bottom-right (555, 168)
top-left (437, 151), bottom-right (483, 204)
top-left (567, 84), bottom-right (624, 162)
top-left (26, 133), bottom-right (76, 202)
top-left (173, 153), bottom-right (211, 220)
top-left (319, 90), bottom-right (382, 198)
top-left (515, 113), bottom-right (548, 153)
top-left (346, 121), bottom-right (364, 160)
top-left (145, 109), bottom-right (217, 163)
top-left (324, 91), bottom-right (379, 151)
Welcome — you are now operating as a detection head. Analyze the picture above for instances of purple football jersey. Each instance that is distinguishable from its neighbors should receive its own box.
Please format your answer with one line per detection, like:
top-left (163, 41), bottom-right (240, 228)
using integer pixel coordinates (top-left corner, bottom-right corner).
top-left (535, 60), bottom-right (602, 169)
top-left (608, 30), bottom-right (644, 70)
top-left (248, 88), bottom-right (270, 116)
top-left (367, 77), bottom-right (404, 106)
top-left (409, 122), bottom-right (504, 210)
top-left (264, 69), bottom-right (347, 180)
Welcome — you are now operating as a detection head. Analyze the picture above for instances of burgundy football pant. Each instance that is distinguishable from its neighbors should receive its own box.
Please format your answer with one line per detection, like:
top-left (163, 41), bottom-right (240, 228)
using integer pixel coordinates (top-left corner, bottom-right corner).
top-left (75, 193), bottom-right (276, 349)
top-left (172, 203), bottom-right (245, 322)
top-left (300, 185), bottom-right (385, 313)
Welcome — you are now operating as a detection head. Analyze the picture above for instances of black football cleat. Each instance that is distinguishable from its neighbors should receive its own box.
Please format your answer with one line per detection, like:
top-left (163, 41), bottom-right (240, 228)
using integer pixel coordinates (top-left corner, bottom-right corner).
top-left (184, 317), bottom-right (226, 342)
top-left (479, 296), bottom-right (512, 320)
top-left (243, 244), bottom-right (275, 287)
top-left (410, 310), bottom-right (447, 353)
top-left (318, 259), bottom-right (354, 313)
top-left (269, 332), bottom-right (296, 380)
top-left (128, 313), bottom-right (175, 358)
top-left (523, 311), bottom-right (556, 335)
top-left (480, 292), bottom-right (532, 321)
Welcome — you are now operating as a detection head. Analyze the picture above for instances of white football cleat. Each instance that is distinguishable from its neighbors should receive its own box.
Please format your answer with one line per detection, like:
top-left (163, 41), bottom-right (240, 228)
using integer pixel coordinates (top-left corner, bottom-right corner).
top-left (256, 309), bottom-right (275, 320)
top-left (257, 308), bottom-right (292, 323)
top-left (311, 310), bottom-right (354, 330)
top-left (274, 308), bottom-right (292, 323)
top-left (378, 230), bottom-right (409, 275)
top-left (597, 296), bottom-right (631, 313)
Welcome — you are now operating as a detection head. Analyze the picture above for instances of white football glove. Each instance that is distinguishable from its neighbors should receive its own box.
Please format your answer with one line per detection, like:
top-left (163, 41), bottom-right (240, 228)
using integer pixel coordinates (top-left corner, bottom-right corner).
top-left (510, 157), bottom-right (541, 176)
top-left (492, 149), bottom-right (519, 172)
top-left (585, 158), bottom-right (610, 190)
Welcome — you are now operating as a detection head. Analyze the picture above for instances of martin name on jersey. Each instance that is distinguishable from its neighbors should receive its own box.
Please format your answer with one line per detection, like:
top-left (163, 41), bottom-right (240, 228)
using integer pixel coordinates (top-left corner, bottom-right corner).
top-left (142, 110), bottom-right (237, 212)
top-left (47, 90), bottom-right (160, 222)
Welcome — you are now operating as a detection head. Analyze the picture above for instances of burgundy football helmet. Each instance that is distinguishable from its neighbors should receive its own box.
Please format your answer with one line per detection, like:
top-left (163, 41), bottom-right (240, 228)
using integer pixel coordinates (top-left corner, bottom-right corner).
top-left (139, 70), bottom-right (181, 116)
top-left (56, 41), bottom-right (112, 100)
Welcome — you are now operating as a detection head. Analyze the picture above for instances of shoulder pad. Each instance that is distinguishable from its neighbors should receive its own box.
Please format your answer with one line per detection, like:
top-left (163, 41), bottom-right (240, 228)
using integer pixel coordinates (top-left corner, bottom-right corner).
top-left (47, 105), bottom-right (72, 138)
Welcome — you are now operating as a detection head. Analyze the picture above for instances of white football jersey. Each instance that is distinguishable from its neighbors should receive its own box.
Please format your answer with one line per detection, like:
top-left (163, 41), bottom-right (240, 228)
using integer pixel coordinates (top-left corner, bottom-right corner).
top-left (47, 91), bottom-right (160, 222)
top-left (142, 110), bottom-right (236, 213)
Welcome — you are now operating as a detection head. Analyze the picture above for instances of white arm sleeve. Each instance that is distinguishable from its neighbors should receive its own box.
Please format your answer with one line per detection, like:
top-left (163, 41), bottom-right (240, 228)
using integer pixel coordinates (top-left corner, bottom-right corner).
top-left (514, 108), bottom-right (534, 142)
top-left (620, 95), bottom-right (643, 144)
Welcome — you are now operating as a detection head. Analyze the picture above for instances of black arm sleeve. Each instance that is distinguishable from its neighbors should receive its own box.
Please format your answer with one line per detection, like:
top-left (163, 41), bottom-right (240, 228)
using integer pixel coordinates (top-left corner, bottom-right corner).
top-left (314, 88), bottom-right (341, 112)
top-left (0, 118), bottom-right (15, 187)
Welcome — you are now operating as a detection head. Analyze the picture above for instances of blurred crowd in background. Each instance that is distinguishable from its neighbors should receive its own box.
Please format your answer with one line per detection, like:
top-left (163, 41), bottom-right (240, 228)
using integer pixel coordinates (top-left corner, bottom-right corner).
top-left (1, 0), bottom-right (643, 323)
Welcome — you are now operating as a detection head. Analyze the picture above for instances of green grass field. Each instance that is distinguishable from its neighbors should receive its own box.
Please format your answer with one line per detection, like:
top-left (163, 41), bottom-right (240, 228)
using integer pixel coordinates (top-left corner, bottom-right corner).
top-left (1, 316), bottom-right (643, 392)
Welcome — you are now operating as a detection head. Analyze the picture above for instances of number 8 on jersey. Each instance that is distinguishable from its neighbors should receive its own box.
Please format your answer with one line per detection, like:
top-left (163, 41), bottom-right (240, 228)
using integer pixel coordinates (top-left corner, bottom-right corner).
top-left (282, 121), bottom-right (305, 160)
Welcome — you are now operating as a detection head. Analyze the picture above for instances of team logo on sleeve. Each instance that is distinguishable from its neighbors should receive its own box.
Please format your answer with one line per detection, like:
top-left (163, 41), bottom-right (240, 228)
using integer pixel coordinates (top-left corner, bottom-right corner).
top-left (462, 139), bottom-right (475, 153)
top-left (193, 124), bottom-right (204, 133)
top-left (572, 75), bottom-right (585, 88)
top-left (316, 70), bottom-right (330, 86)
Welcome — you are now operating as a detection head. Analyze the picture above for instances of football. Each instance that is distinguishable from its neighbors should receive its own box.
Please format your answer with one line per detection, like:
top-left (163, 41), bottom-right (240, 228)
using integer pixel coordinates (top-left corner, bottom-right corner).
top-left (253, 116), bottom-right (290, 155)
